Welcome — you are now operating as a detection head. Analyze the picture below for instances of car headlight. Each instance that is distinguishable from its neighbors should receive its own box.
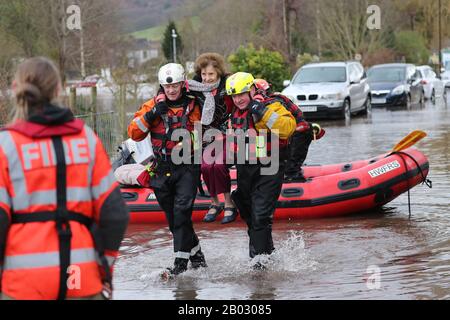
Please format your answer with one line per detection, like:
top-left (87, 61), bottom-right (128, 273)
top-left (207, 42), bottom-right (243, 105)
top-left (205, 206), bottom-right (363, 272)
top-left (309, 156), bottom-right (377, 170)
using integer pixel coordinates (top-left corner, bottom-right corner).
top-left (391, 85), bottom-right (405, 95)
top-left (321, 93), bottom-right (343, 100)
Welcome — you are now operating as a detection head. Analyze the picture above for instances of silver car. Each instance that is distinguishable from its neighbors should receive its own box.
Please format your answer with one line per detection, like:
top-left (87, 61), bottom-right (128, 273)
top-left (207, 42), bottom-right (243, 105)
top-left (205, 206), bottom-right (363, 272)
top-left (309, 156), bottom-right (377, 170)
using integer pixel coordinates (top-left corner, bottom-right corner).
top-left (416, 65), bottom-right (446, 103)
top-left (441, 63), bottom-right (450, 90)
top-left (281, 62), bottom-right (371, 120)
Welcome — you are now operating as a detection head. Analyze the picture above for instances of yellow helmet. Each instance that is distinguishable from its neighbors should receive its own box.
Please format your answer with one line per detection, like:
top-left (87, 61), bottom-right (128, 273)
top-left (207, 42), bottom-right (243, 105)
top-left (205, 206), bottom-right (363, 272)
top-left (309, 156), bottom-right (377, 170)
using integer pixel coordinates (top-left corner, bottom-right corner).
top-left (226, 72), bottom-right (255, 95)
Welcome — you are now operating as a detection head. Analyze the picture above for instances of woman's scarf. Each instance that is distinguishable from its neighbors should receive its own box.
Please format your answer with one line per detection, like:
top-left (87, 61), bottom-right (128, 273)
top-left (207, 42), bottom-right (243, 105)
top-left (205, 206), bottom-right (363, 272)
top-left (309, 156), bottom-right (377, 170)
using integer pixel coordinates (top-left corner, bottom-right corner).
top-left (187, 79), bottom-right (220, 125)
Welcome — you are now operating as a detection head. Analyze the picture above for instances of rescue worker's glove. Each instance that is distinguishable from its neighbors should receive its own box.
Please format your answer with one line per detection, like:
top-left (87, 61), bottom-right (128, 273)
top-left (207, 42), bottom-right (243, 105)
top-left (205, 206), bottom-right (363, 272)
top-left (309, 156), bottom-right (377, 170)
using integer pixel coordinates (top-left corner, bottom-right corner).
top-left (155, 93), bottom-right (166, 103)
top-left (144, 101), bottom-right (168, 123)
top-left (311, 123), bottom-right (325, 140)
top-left (248, 100), bottom-right (267, 122)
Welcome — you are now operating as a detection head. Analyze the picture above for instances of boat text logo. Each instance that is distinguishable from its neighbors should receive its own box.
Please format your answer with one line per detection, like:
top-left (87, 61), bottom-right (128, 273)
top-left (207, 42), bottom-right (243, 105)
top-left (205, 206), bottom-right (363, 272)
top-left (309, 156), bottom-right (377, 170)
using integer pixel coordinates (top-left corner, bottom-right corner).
top-left (368, 160), bottom-right (401, 178)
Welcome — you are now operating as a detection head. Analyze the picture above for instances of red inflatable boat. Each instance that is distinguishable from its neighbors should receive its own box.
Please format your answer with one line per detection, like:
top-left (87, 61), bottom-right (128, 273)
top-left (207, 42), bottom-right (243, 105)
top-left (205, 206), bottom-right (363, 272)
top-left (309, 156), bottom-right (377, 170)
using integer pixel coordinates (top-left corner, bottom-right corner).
top-left (120, 147), bottom-right (430, 224)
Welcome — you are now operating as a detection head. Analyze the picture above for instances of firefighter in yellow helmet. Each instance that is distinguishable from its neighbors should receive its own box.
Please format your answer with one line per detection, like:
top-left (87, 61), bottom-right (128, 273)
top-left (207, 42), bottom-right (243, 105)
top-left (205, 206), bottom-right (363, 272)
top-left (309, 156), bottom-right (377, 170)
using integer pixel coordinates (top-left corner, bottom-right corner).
top-left (226, 72), bottom-right (296, 269)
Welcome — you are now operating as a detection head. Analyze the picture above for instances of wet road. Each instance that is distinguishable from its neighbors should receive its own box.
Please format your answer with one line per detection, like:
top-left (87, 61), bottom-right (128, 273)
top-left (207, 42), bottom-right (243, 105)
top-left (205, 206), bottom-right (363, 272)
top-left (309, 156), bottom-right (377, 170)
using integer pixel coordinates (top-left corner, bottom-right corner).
top-left (114, 95), bottom-right (450, 300)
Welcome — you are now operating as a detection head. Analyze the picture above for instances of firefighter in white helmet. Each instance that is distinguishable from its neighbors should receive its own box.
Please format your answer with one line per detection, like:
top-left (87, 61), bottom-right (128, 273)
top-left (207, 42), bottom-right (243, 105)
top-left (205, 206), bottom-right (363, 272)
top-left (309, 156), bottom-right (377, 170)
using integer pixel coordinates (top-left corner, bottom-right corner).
top-left (128, 63), bottom-right (206, 277)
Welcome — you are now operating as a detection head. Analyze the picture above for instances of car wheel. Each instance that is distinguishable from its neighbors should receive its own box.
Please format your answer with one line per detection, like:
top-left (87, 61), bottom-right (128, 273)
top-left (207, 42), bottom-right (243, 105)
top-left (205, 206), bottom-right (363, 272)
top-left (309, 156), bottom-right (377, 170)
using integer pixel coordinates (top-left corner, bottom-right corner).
top-left (431, 89), bottom-right (436, 104)
top-left (419, 91), bottom-right (425, 107)
top-left (342, 99), bottom-right (351, 120)
top-left (405, 94), bottom-right (411, 110)
top-left (362, 96), bottom-right (371, 115)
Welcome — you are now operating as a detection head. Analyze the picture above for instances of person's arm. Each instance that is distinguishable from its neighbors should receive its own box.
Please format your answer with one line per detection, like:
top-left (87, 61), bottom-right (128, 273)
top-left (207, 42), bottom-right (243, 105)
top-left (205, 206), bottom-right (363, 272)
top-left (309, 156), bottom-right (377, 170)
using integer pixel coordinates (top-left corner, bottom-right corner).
top-left (88, 128), bottom-right (129, 274)
top-left (251, 100), bottom-right (296, 140)
top-left (127, 99), bottom-right (158, 141)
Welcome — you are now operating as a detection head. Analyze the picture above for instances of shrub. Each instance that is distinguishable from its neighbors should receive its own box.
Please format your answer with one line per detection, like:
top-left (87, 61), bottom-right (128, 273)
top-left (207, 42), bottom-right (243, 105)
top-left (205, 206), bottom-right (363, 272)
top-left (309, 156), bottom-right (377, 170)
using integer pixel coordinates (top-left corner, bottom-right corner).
top-left (228, 44), bottom-right (290, 92)
top-left (394, 31), bottom-right (429, 65)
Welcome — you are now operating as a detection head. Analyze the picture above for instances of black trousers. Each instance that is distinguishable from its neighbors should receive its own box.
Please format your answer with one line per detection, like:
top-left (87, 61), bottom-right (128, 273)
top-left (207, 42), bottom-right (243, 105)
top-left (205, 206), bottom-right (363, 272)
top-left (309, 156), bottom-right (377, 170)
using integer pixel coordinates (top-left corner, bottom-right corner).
top-left (285, 128), bottom-right (313, 175)
top-left (152, 163), bottom-right (201, 259)
top-left (233, 161), bottom-right (286, 258)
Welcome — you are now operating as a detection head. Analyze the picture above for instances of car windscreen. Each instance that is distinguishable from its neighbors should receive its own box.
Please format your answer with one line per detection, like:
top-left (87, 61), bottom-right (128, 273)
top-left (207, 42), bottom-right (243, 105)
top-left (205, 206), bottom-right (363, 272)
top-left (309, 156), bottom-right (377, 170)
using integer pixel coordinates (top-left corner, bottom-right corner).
top-left (292, 67), bottom-right (347, 83)
top-left (367, 67), bottom-right (405, 82)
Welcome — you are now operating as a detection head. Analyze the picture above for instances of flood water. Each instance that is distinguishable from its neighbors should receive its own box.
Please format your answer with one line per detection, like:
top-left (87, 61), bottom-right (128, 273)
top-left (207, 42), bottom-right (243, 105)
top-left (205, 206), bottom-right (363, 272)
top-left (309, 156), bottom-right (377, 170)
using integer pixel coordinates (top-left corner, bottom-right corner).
top-left (114, 95), bottom-right (450, 300)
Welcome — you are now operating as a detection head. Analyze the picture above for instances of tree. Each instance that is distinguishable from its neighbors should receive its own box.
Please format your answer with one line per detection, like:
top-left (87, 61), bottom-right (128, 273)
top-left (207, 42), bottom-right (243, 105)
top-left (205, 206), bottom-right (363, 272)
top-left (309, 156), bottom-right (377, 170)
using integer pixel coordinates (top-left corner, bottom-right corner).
top-left (0, 31), bottom-right (22, 124)
top-left (257, 0), bottom-right (299, 69)
top-left (180, 18), bottom-right (200, 61)
top-left (228, 44), bottom-right (290, 92)
top-left (180, 0), bottom-right (264, 58)
top-left (394, 31), bottom-right (430, 64)
top-left (161, 21), bottom-right (183, 63)
top-left (0, 0), bottom-right (124, 83)
top-left (316, 0), bottom-right (387, 61)
top-left (0, 1), bottom-right (44, 57)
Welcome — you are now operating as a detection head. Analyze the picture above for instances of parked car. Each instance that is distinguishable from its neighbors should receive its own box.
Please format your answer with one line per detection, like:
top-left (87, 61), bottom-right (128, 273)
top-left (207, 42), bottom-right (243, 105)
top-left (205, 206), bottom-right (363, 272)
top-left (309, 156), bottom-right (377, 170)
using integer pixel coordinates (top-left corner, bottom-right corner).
top-left (367, 63), bottom-right (424, 108)
top-left (281, 61), bottom-right (371, 120)
top-left (416, 65), bottom-right (446, 104)
top-left (68, 74), bottom-right (102, 88)
top-left (441, 63), bottom-right (450, 91)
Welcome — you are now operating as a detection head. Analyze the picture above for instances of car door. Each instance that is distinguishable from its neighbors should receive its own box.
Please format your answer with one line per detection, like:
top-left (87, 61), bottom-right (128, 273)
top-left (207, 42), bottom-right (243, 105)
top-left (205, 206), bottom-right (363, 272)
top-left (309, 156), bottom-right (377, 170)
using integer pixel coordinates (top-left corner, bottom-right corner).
top-left (407, 66), bottom-right (421, 103)
top-left (429, 69), bottom-right (443, 97)
top-left (348, 64), bottom-right (364, 111)
top-left (417, 69), bottom-right (429, 98)
top-left (413, 69), bottom-right (424, 103)
top-left (355, 63), bottom-right (368, 109)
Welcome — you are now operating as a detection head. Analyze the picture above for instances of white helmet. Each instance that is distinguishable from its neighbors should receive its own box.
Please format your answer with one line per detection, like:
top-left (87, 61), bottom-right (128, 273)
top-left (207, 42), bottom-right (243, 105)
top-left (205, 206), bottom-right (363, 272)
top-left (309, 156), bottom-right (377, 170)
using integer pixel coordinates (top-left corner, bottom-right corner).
top-left (158, 63), bottom-right (185, 85)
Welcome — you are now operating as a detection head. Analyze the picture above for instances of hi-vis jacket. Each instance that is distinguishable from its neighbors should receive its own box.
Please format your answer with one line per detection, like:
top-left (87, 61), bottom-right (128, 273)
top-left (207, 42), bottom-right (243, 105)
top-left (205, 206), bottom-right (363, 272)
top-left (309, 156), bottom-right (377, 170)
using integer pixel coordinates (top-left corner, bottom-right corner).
top-left (267, 94), bottom-right (311, 133)
top-left (230, 99), bottom-right (296, 153)
top-left (128, 96), bottom-right (201, 158)
top-left (0, 108), bottom-right (129, 300)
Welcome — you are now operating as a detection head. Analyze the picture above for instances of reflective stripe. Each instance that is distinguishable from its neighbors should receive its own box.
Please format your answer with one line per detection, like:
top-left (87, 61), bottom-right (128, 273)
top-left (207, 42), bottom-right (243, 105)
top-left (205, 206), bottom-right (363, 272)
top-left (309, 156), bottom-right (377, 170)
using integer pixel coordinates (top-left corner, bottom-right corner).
top-left (266, 112), bottom-right (279, 129)
top-left (0, 187), bottom-right (11, 208)
top-left (175, 251), bottom-right (191, 259)
top-left (12, 187), bottom-right (92, 212)
top-left (0, 132), bottom-right (28, 209)
top-left (92, 170), bottom-right (115, 200)
top-left (84, 125), bottom-right (97, 187)
top-left (3, 248), bottom-right (97, 271)
top-left (134, 118), bottom-right (149, 133)
top-left (0, 131), bottom-right (95, 211)
top-left (190, 244), bottom-right (200, 256)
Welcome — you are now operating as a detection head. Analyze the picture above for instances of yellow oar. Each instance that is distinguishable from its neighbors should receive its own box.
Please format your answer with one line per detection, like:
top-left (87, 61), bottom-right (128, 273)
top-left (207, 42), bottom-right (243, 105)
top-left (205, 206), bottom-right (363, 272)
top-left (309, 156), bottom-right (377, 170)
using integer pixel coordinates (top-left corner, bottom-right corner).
top-left (392, 130), bottom-right (427, 152)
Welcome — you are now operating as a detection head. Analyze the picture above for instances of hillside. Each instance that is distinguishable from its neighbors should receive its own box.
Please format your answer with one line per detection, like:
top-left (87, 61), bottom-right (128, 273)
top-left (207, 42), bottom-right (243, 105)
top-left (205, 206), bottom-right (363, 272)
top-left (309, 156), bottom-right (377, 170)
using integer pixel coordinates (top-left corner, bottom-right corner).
top-left (130, 16), bottom-right (201, 41)
top-left (119, 0), bottom-right (211, 33)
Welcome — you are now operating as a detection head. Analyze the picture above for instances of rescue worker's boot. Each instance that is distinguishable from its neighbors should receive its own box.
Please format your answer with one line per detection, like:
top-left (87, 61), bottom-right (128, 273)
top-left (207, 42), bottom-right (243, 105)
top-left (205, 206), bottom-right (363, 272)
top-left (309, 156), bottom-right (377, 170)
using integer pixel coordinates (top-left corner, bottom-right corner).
top-left (252, 261), bottom-right (268, 271)
top-left (190, 250), bottom-right (207, 269)
top-left (161, 258), bottom-right (189, 280)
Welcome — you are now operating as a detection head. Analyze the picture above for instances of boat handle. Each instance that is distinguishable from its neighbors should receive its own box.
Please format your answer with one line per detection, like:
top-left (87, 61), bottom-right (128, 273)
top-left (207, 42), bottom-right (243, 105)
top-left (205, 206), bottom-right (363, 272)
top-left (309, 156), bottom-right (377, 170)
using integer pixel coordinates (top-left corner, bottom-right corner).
top-left (338, 178), bottom-right (361, 190)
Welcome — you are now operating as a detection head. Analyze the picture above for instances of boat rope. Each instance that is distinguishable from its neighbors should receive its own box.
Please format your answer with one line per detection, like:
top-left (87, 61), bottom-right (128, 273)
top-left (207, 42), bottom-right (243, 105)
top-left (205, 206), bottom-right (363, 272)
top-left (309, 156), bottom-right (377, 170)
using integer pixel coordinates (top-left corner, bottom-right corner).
top-left (387, 151), bottom-right (432, 219)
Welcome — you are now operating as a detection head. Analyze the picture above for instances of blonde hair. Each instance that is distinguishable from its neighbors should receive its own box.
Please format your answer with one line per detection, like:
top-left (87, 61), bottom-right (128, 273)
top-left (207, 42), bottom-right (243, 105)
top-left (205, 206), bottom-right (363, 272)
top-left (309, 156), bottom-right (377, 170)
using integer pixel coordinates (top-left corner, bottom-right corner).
top-left (194, 52), bottom-right (227, 79)
top-left (13, 57), bottom-right (62, 121)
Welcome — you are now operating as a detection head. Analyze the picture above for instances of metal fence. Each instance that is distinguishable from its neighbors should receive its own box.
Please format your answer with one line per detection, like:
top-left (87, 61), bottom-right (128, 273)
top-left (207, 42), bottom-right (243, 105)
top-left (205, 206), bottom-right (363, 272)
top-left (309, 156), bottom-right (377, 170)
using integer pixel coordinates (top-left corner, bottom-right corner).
top-left (75, 111), bottom-right (124, 159)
